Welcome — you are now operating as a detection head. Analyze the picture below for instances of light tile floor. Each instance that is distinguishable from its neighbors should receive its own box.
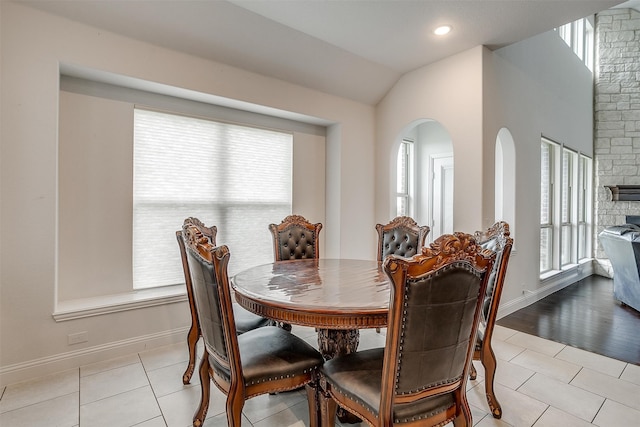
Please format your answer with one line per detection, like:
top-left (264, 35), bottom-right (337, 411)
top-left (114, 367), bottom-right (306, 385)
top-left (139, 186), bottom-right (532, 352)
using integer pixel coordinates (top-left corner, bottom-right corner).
top-left (1, 325), bottom-right (640, 427)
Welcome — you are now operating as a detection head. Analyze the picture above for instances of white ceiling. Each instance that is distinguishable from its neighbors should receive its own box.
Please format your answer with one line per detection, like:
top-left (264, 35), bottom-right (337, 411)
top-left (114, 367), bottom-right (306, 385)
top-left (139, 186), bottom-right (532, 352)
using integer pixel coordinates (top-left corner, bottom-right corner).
top-left (14, 0), bottom-right (637, 105)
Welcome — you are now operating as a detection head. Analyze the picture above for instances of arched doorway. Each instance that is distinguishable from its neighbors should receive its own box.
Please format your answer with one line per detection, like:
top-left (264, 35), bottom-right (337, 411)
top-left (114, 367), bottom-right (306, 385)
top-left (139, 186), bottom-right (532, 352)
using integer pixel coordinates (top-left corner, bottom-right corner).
top-left (395, 119), bottom-right (454, 243)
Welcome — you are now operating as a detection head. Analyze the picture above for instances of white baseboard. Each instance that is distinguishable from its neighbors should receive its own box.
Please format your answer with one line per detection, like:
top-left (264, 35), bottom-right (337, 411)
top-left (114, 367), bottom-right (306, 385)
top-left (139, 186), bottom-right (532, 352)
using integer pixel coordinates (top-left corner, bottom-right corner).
top-left (497, 261), bottom-right (595, 319)
top-left (0, 327), bottom-right (188, 387)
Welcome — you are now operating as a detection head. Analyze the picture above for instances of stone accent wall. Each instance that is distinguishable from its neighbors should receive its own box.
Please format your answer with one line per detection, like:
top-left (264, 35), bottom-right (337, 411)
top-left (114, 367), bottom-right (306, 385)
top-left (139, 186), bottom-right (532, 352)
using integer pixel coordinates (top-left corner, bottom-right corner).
top-left (594, 8), bottom-right (640, 273)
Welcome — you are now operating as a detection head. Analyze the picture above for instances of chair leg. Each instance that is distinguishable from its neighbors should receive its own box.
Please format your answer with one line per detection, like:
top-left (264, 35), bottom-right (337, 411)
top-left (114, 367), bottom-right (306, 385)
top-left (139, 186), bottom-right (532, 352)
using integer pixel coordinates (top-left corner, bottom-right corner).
top-left (226, 392), bottom-right (245, 427)
top-left (193, 354), bottom-right (210, 427)
top-left (319, 386), bottom-right (338, 427)
top-left (183, 325), bottom-right (199, 384)
top-left (306, 383), bottom-right (320, 427)
top-left (453, 393), bottom-right (471, 427)
top-left (481, 344), bottom-right (502, 419)
top-left (469, 360), bottom-right (477, 380)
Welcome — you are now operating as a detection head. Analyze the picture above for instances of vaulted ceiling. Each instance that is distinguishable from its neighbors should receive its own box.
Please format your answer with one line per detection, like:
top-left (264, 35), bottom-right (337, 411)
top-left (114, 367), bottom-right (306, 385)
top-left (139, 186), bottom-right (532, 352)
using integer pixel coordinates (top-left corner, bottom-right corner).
top-left (14, 0), bottom-right (636, 104)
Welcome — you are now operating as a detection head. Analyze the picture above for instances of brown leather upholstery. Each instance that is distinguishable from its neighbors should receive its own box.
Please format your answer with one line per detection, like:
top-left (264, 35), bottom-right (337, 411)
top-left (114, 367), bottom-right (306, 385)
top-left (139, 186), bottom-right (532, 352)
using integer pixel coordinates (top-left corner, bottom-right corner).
top-left (269, 214), bottom-right (322, 261)
top-left (470, 221), bottom-right (513, 419)
top-left (376, 216), bottom-right (430, 262)
top-left (317, 233), bottom-right (495, 427)
top-left (182, 224), bottom-right (324, 427)
top-left (176, 217), bottom-right (270, 385)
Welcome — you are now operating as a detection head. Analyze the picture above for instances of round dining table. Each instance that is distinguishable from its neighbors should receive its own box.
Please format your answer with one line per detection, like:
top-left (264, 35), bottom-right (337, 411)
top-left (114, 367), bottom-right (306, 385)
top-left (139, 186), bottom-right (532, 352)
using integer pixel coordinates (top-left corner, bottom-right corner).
top-left (231, 258), bottom-right (391, 360)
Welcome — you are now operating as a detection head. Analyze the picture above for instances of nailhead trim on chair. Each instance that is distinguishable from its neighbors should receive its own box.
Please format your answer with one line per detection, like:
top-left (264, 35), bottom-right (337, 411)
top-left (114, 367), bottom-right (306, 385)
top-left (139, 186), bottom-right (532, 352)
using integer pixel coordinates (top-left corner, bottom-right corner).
top-left (395, 263), bottom-right (478, 395)
top-left (394, 405), bottom-right (454, 425)
top-left (245, 366), bottom-right (317, 386)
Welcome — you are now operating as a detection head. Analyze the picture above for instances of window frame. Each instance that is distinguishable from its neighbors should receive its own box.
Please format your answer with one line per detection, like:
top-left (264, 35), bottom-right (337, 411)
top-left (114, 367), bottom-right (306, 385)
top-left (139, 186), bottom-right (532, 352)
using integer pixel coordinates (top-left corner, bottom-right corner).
top-left (396, 138), bottom-right (414, 217)
top-left (540, 137), bottom-right (592, 277)
top-left (540, 140), bottom-right (555, 274)
top-left (556, 17), bottom-right (594, 71)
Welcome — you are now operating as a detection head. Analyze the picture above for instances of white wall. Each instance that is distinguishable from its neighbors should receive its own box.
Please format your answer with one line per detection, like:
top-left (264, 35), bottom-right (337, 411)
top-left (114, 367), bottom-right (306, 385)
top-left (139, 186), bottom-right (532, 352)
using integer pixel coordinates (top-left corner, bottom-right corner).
top-left (376, 47), bottom-right (485, 233)
top-left (376, 32), bottom-right (595, 318)
top-left (484, 31), bottom-right (595, 312)
top-left (0, 2), bottom-right (375, 385)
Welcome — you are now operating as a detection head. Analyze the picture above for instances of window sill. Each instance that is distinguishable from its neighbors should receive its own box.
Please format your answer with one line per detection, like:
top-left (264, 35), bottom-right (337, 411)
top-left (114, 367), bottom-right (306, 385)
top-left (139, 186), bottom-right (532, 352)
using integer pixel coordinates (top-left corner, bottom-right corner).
top-left (53, 284), bottom-right (187, 322)
top-left (539, 259), bottom-right (593, 283)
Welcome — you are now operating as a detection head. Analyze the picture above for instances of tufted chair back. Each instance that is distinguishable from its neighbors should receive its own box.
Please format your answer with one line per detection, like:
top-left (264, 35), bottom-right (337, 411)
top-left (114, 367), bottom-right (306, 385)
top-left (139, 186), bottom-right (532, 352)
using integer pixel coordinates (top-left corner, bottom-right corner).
top-left (269, 214), bottom-right (322, 261)
top-left (376, 216), bottom-right (430, 262)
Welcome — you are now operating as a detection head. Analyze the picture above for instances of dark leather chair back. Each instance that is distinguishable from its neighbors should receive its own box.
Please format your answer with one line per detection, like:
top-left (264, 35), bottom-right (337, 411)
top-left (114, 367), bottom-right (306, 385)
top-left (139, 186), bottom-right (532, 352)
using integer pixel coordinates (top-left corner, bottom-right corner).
top-left (383, 233), bottom-right (494, 404)
top-left (177, 217), bottom-right (269, 384)
top-left (269, 214), bottom-right (322, 261)
top-left (376, 216), bottom-right (430, 261)
top-left (182, 224), bottom-right (237, 372)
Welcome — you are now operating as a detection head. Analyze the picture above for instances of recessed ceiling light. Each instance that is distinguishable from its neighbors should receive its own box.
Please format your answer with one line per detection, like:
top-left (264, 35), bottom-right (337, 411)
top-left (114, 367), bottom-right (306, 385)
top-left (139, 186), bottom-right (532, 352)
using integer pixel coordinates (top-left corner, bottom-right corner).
top-left (434, 25), bottom-right (452, 36)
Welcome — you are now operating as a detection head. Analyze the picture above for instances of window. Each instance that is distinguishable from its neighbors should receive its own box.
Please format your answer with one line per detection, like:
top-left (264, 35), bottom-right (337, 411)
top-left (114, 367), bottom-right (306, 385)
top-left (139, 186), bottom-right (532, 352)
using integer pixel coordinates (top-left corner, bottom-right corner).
top-left (556, 17), bottom-right (594, 71)
top-left (577, 155), bottom-right (592, 261)
top-left (540, 138), bottom-right (592, 275)
top-left (133, 108), bottom-right (292, 289)
top-left (396, 139), bottom-right (414, 217)
top-left (540, 140), bottom-right (554, 273)
top-left (560, 148), bottom-right (577, 267)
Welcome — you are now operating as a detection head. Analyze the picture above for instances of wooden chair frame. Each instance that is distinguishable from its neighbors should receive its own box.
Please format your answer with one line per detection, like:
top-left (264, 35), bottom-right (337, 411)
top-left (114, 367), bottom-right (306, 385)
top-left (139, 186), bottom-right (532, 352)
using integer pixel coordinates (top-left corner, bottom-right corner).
top-left (176, 217), bottom-right (217, 384)
top-left (470, 221), bottom-right (513, 419)
top-left (182, 226), bottom-right (322, 427)
top-left (318, 233), bottom-right (495, 427)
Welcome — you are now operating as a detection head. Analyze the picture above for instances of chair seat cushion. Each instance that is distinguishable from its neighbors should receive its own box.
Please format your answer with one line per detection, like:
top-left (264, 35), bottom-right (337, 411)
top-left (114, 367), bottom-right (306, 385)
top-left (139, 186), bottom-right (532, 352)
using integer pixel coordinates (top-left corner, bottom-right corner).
top-left (321, 348), bottom-right (455, 423)
top-left (232, 303), bottom-right (271, 334)
top-left (211, 326), bottom-right (323, 387)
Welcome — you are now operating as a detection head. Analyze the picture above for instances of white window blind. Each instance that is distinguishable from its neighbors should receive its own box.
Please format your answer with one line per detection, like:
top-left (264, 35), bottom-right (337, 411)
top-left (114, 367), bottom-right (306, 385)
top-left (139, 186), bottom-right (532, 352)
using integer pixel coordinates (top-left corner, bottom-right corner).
top-left (133, 108), bottom-right (292, 289)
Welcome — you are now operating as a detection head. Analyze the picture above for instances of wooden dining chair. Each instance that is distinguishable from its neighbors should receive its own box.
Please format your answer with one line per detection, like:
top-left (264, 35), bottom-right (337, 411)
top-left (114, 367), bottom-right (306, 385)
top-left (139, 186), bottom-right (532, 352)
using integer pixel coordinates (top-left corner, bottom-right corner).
top-left (269, 214), bottom-right (323, 331)
top-left (317, 232), bottom-right (495, 427)
top-left (182, 223), bottom-right (324, 427)
top-left (269, 214), bottom-right (322, 261)
top-left (375, 216), bottom-right (430, 262)
top-left (176, 217), bottom-right (270, 384)
top-left (374, 216), bottom-right (430, 332)
top-left (469, 221), bottom-right (513, 419)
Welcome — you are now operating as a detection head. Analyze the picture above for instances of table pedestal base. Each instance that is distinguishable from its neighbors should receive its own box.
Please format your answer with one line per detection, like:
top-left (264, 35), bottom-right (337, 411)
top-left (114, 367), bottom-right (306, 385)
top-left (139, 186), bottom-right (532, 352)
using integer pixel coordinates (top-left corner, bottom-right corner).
top-left (317, 328), bottom-right (362, 424)
top-left (317, 328), bottom-right (360, 360)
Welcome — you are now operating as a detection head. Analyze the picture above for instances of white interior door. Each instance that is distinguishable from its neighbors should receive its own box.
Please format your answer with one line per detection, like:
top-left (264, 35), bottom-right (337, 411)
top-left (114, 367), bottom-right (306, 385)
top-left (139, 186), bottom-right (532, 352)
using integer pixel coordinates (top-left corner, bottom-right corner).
top-left (430, 154), bottom-right (454, 241)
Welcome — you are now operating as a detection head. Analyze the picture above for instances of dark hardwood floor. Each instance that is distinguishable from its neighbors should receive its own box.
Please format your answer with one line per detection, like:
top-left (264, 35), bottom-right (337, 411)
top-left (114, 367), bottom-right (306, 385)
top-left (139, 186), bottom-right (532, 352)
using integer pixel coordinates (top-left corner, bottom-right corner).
top-left (497, 275), bottom-right (640, 365)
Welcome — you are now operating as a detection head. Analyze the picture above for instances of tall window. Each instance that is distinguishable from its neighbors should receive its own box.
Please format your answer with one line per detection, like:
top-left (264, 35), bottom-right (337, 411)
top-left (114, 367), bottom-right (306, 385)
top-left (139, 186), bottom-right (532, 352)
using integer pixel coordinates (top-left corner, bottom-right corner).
top-left (396, 139), bottom-right (414, 217)
top-left (540, 138), bottom-right (592, 275)
top-left (577, 155), bottom-right (593, 260)
top-left (540, 140), bottom-right (554, 273)
top-left (133, 108), bottom-right (293, 289)
top-left (557, 17), bottom-right (594, 71)
top-left (561, 148), bottom-right (577, 267)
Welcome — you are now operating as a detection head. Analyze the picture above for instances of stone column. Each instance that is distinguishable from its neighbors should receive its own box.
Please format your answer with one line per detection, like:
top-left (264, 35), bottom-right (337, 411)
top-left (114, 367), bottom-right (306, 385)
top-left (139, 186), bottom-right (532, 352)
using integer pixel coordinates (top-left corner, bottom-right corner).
top-left (594, 8), bottom-right (640, 275)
